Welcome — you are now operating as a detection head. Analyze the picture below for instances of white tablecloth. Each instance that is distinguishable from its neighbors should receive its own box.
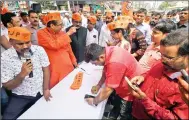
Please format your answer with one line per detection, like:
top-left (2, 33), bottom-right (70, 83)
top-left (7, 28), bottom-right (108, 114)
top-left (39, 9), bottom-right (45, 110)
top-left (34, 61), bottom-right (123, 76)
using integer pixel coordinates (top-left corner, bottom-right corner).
top-left (18, 62), bottom-right (106, 119)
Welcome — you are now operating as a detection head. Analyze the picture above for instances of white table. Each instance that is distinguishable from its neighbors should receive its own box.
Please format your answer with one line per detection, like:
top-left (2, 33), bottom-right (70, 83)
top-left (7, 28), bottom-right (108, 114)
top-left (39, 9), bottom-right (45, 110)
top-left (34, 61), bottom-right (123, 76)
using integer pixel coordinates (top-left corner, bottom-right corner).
top-left (18, 62), bottom-right (106, 119)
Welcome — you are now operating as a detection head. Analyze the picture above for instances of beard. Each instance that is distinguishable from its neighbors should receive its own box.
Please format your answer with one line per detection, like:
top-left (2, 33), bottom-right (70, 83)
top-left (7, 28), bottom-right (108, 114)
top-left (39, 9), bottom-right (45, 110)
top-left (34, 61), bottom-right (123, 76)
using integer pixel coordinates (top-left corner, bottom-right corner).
top-left (106, 21), bottom-right (111, 24)
top-left (162, 61), bottom-right (186, 72)
top-left (162, 62), bottom-right (176, 71)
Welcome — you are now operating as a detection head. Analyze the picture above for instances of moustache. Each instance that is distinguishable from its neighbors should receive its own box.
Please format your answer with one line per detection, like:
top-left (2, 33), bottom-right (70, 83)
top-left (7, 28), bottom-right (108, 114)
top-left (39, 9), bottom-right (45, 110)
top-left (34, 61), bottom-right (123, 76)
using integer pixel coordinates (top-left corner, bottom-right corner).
top-left (180, 16), bottom-right (184, 18)
top-left (34, 20), bottom-right (38, 22)
top-left (106, 21), bottom-right (111, 24)
top-left (21, 48), bottom-right (30, 52)
top-left (75, 25), bottom-right (80, 29)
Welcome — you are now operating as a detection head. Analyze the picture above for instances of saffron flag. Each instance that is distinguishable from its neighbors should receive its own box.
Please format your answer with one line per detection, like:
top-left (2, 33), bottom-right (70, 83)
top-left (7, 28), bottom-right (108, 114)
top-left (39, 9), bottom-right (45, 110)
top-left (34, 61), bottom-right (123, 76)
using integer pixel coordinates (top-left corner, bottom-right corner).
top-left (121, 1), bottom-right (133, 17)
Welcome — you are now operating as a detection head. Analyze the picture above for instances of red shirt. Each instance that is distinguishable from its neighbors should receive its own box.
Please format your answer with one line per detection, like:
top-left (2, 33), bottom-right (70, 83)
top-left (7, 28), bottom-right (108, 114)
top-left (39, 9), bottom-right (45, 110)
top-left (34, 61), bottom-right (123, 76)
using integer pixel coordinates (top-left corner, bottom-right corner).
top-left (132, 61), bottom-right (189, 119)
top-left (104, 46), bottom-right (144, 101)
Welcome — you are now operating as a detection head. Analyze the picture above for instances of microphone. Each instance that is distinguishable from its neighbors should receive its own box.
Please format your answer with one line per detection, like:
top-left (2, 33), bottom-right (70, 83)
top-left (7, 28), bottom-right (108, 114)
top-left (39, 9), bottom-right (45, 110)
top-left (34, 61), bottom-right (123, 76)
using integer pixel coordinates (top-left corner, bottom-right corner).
top-left (24, 51), bottom-right (33, 78)
top-left (180, 69), bottom-right (189, 84)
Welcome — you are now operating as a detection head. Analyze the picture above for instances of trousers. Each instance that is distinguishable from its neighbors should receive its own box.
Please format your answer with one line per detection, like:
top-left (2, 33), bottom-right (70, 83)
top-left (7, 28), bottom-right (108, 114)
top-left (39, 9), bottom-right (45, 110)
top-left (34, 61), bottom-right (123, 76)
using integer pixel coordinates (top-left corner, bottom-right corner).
top-left (2, 92), bottom-right (42, 120)
top-left (108, 91), bottom-right (133, 120)
top-left (1, 87), bottom-right (9, 115)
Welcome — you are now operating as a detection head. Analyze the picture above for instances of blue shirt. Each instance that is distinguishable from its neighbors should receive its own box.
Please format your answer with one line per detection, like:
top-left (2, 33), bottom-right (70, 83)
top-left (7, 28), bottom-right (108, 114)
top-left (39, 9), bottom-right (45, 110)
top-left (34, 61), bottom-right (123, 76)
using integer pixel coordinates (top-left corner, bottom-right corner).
top-left (95, 19), bottom-right (104, 37)
top-left (136, 23), bottom-right (152, 45)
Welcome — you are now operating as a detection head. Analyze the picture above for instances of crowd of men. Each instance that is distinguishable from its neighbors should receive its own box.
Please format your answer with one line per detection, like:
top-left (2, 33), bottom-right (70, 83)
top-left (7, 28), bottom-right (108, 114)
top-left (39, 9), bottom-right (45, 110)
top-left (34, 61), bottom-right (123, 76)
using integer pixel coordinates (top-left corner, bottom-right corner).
top-left (1, 1), bottom-right (189, 119)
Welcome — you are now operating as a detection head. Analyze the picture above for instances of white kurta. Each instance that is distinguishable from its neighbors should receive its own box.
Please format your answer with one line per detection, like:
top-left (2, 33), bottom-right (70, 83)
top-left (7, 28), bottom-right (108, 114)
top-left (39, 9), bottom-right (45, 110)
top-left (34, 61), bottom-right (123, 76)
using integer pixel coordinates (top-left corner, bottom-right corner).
top-left (81, 15), bottom-right (88, 28)
top-left (63, 17), bottom-right (72, 30)
top-left (86, 28), bottom-right (99, 46)
top-left (98, 24), bottom-right (114, 47)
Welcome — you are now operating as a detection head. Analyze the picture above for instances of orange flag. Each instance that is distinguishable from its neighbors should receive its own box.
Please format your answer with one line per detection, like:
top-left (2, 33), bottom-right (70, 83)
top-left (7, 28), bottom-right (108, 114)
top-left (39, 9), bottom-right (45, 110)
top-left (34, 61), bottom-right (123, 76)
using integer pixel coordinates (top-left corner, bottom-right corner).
top-left (121, 1), bottom-right (133, 17)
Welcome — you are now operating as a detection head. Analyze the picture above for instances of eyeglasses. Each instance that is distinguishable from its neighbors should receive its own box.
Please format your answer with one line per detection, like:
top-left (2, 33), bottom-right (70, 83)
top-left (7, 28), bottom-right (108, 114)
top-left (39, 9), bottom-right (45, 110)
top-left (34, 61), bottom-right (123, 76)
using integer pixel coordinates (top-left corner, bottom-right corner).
top-left (161, 54), bottom-right (182, 62)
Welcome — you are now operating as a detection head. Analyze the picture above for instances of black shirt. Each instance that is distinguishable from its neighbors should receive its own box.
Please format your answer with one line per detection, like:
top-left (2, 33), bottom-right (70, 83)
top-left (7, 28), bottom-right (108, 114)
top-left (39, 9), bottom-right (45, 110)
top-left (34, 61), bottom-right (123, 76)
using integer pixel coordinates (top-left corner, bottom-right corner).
top-left (177, 22), bottom-right (188, 29)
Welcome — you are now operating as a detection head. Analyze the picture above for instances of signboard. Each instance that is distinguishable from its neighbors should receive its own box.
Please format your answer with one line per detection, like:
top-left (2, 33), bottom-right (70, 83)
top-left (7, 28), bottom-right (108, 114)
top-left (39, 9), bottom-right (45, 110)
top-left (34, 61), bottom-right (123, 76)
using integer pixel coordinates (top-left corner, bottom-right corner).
top-left (7, 1), bottom-right (19, 11)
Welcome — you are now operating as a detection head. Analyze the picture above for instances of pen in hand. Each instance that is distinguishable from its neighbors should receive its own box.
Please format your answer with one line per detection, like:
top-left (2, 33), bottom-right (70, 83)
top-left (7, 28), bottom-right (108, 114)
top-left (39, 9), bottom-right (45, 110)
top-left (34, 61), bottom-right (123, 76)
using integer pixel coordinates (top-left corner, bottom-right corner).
top-left (80, 68), bottom-right (86, 72)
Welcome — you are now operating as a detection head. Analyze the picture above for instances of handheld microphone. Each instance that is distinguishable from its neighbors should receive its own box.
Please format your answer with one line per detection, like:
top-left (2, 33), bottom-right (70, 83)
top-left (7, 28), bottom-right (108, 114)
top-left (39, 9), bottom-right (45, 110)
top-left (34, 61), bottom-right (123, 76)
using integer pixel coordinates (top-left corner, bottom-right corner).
top-left (24, 52), bottom-right (33, 78)
top-left (180, 69), bottom-right (189, 84)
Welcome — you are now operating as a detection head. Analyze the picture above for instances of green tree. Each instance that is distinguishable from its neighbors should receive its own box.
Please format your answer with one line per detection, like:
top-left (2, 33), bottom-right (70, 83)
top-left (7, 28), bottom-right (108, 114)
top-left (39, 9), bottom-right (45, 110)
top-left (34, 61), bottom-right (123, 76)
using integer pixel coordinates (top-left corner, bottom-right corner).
top-left (158, 1), bottom-right (172, 10)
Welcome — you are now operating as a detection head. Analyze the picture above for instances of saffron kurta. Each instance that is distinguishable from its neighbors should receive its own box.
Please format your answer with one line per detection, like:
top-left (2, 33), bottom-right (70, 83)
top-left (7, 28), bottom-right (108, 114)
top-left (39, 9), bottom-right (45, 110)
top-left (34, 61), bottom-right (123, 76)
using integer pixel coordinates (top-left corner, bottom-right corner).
top-left (37, 28), bottom-right (77, 88)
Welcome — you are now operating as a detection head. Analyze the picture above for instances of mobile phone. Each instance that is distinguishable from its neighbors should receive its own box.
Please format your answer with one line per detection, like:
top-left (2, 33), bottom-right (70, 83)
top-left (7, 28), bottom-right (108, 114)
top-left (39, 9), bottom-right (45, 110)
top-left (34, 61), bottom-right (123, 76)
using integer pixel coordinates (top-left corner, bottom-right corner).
top-left (84, 94), bottom-right (95, 99)
top-left (180, 69), bottom-right (189, 84)
top-left (84, 94), bottom-right (98, 106)
top-left (26, 59), bottom-right (31, 64)
top-left (125, 77), bottom-right (138, 91)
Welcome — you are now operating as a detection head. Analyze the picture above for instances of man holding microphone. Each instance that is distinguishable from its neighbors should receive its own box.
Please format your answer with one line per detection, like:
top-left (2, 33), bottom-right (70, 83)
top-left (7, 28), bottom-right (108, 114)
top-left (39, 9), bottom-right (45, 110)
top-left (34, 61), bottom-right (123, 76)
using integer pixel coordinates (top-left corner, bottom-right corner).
top-left (1, 27), bottom-right (51, 119)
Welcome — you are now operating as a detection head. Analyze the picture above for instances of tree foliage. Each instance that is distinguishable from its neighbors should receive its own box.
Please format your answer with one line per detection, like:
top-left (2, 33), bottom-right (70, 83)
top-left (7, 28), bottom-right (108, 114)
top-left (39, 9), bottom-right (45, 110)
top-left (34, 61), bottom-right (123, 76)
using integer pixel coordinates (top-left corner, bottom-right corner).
top-left (158, 1), bottom-right (172, 10)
